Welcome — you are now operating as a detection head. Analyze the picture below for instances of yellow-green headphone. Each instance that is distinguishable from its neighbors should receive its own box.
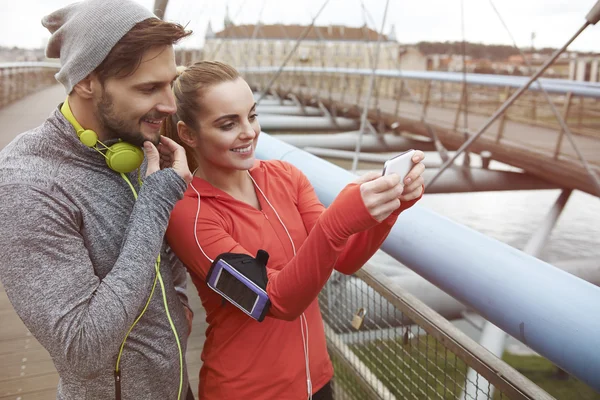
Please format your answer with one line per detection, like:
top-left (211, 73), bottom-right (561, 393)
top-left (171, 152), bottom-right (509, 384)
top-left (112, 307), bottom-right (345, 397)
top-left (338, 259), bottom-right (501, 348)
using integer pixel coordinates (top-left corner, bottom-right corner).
top-left (60, 98), bottom-right (144, 174)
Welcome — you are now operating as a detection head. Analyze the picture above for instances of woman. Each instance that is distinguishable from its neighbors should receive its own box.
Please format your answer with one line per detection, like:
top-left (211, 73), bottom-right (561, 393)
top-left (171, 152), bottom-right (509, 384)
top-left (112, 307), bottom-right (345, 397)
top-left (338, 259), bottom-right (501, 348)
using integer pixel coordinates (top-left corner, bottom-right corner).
top-left (163, 61), bottom-right (425, 400)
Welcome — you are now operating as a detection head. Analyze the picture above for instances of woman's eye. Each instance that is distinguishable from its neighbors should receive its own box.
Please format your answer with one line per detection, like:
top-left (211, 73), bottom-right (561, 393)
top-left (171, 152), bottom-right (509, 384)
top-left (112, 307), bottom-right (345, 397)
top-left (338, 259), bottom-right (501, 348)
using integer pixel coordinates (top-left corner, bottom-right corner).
top-left (249, 113), bottom-right (259, 121)
top-left (221, 123), bottom-right (235, 131)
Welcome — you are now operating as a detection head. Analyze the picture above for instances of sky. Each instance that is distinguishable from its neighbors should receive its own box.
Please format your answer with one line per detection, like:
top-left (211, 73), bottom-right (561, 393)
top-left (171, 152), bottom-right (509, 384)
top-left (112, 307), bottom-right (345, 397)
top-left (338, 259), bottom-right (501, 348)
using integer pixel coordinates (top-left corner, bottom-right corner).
top-left (2, 0), bottom-right (600, 53)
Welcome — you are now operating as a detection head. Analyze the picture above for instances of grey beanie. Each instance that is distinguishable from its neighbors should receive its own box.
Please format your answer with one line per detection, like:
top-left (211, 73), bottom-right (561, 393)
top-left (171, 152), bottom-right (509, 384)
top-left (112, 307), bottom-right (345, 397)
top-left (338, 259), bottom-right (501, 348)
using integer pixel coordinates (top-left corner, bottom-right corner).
top-left (42, 0), bottom-right (157, 94)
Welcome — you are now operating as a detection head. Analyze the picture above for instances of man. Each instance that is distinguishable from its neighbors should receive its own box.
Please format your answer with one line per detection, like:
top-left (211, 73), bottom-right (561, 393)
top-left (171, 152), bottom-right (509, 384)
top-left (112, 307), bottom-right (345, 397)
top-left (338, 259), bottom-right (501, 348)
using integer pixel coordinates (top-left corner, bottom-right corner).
top-left (0, 0), bottom-right (196, 399)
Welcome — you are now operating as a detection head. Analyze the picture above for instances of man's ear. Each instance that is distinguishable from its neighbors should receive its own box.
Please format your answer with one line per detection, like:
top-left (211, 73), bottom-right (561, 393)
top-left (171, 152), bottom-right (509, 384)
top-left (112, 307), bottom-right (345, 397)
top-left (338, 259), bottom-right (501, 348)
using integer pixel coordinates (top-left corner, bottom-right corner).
top-left (177, 121), bottom-right (197, 148)
top-left (71, 74), bottom-right (97, 100)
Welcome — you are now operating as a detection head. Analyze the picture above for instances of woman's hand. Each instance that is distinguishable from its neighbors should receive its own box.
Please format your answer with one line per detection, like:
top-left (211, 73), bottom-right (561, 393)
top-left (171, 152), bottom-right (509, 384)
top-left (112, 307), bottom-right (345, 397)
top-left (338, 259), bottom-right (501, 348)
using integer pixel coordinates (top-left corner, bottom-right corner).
top-left (354, 172), bottom-right (404, 223)
top-left (355, 150), bottom-right (426, 221)
top-left (400, 151), bottom-right (425, 202)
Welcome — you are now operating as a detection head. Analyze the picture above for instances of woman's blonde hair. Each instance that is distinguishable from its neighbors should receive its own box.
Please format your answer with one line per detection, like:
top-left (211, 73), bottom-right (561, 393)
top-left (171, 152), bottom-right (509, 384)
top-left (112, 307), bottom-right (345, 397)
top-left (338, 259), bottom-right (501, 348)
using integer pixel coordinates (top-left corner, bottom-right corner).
top-left (161, 61), bottom-right (241, 172)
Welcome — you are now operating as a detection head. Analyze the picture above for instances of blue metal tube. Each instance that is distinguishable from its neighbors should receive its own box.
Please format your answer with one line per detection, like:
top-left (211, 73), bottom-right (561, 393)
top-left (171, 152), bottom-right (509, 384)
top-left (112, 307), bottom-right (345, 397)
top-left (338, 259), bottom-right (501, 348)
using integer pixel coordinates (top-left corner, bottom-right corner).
top-left (255, 132), bottom-right (600, 391)
top-left (6, 62), bottom-right (600, 98)
top-left (241, 66), bottom-right (600, 98)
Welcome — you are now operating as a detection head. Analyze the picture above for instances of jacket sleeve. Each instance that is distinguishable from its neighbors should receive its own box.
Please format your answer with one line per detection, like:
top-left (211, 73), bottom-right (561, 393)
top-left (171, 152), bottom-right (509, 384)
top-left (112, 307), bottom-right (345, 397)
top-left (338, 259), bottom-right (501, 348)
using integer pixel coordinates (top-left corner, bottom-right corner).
top-left (0, 169), bottom-right (186, 379)
top-left (290, 163), bottom-right (423, 275)
top-left (166, 182), bottom-right (379, 321)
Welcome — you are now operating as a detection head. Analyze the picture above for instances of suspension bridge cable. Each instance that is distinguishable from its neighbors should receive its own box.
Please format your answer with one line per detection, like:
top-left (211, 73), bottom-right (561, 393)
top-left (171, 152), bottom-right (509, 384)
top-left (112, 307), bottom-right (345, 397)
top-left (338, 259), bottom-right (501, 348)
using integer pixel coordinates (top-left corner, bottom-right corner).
top-left (488, 0), bottom-right (600, 197)
top-left (209, 0), bottom-right (250, 59)
top-left (425, 20), bottom-right (592, 190)
top-left (460, 0), bottom-right (471, 166)
top-left (360, 1), bottom-right (450, 162)
top-left (255, 0), bottom-right (332, 104)
top-left (351, 0), bottom-right (391, 172)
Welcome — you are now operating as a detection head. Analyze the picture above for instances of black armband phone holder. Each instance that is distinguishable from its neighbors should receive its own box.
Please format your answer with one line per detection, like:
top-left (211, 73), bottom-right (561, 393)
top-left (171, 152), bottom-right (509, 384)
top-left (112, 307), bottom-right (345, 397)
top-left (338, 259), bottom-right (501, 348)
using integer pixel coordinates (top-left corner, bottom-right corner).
top-left (206, 250), bottom-right (271, 322)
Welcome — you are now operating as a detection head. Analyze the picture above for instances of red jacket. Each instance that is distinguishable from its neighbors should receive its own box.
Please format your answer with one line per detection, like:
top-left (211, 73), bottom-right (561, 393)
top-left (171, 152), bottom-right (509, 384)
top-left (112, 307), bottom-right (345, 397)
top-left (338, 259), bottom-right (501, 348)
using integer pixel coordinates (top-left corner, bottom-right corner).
top-left (166, 160), bottom-right (421, 399)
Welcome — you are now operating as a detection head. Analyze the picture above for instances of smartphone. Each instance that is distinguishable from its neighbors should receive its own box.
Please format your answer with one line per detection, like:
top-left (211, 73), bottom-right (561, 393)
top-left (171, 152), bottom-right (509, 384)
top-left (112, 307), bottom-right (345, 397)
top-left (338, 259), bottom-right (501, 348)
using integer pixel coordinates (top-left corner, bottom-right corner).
top-left (207, 258), bottom-right (271, 322)
top-left (382, 149), bottom-right (416, 181)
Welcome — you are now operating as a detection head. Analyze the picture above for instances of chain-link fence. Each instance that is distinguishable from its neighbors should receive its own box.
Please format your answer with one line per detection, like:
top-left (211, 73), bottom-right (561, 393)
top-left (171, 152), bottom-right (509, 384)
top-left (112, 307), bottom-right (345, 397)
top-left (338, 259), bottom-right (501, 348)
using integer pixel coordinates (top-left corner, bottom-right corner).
top-left (318, 264), bottom-right (554, 400)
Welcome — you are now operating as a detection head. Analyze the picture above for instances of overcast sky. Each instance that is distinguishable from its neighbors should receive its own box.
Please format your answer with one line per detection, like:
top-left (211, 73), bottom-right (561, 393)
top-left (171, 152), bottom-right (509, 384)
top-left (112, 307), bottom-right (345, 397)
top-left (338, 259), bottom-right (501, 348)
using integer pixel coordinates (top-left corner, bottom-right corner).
top-left (3, 0), bottom-right (600, 53)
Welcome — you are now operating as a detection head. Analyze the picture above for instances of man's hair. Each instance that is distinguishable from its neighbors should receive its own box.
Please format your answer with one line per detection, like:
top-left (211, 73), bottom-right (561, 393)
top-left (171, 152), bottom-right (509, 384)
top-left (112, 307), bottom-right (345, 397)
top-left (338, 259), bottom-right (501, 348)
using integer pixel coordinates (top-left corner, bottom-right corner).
top-left (94, 19), bottom-right (192, 82)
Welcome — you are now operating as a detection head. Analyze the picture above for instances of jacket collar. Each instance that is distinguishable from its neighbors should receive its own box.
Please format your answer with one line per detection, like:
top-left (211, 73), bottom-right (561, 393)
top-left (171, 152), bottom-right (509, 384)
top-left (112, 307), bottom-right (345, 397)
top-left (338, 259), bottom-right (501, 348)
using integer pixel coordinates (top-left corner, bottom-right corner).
top-left (186, 159), bottom-right (263, 199)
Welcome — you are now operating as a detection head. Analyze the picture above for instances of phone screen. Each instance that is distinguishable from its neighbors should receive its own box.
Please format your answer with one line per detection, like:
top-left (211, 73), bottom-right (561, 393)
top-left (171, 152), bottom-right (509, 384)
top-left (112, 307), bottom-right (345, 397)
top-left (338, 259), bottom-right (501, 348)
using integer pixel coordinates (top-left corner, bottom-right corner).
top-left (215, 269), bottom-right (259, 313)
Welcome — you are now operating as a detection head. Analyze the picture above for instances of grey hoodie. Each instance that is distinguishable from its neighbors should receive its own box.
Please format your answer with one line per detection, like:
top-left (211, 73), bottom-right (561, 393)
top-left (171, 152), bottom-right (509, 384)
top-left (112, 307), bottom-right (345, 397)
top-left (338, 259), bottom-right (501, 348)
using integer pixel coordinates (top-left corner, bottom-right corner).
top-left (0, 107), bottom-right (191, 399)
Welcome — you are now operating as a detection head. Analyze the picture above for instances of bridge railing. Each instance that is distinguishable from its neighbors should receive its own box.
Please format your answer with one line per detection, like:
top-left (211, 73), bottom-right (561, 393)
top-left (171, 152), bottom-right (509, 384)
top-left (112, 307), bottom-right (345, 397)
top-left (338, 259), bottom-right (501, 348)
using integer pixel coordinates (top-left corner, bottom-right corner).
top-left (241, 66), bottom-right (600, 159)
top-left (320, 264), bottom-right (554, 400)
top-left (0, 62), bottom-right (61, 109)
top-left (0, 61), bottom-right (590, 398)
top-left (257, 131), bottom-right (600, 395)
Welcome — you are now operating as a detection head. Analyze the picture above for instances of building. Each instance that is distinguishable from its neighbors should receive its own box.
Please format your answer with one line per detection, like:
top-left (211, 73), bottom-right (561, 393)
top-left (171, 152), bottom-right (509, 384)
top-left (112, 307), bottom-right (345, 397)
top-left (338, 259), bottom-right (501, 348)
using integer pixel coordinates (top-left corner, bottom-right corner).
top-left (426, 54), bottom-right (473, 72)
top-left (397, 46), bottom-right (428, 71)
top-left (569, 55), bottom-right (600, 82)
top-left (202, 18), bottom-right (427, 71)
top-left (0, 47), bottom-right (45, 63)
top-left (425, 52), bottom-right (572, 78)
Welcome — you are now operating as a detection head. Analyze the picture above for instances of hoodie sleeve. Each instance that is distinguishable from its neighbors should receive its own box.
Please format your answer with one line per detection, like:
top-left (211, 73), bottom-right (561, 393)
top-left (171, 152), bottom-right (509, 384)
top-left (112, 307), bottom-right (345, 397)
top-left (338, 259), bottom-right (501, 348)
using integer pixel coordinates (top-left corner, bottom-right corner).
top-left (290, 162), bottom-right (422, 275)
top-left (0, 169), bottom-right (186, 378)
top-left (167, 182), bottom-right (380, 321)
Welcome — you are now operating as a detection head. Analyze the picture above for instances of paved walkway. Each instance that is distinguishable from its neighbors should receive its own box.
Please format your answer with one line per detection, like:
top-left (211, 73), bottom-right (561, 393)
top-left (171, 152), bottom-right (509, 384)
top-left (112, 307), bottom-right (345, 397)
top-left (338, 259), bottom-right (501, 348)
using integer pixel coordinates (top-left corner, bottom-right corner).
top-left (0, 86), bottom-right (64, 149)
top-left (0, 282), bottom-right (205, 399)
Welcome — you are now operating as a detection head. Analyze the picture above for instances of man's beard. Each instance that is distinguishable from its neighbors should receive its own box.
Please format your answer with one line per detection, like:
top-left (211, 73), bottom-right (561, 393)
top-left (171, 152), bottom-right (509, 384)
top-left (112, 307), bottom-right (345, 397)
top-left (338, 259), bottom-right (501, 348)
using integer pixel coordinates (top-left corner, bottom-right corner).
top-left (96, 90), bottom-right (162, 147)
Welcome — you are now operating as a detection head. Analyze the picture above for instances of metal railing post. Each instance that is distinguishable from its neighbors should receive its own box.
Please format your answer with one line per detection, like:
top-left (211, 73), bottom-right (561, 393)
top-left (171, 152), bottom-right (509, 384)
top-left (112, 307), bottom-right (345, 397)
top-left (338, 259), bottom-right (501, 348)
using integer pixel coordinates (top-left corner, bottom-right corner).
top-left (553, 92), bottom-right (573, 158)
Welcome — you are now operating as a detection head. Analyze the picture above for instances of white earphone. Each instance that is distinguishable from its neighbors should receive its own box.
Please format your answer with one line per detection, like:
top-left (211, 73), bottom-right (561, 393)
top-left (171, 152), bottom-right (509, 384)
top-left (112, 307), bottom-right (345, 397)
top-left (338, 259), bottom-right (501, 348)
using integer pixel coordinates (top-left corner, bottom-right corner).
top-left (189, 171), bottom-right (313, 399)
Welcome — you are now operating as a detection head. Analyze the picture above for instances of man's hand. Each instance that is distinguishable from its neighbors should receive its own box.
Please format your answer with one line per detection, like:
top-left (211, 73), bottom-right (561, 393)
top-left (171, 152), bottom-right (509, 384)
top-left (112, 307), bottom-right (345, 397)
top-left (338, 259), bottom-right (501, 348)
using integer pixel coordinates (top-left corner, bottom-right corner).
top-left (399, 151), bottom-right (425, 202)
top-left (144, 136), bottom-right (192, 184)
